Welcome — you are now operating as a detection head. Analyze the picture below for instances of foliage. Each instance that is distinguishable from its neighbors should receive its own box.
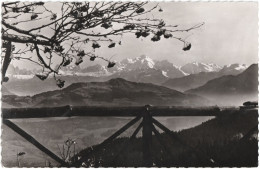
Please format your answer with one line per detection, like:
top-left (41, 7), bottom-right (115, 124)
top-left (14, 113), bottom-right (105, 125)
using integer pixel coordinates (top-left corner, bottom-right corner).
top-left (71, 111), bottom-right (258, 167)
top-left (1, 2), bottom-right (204, 86)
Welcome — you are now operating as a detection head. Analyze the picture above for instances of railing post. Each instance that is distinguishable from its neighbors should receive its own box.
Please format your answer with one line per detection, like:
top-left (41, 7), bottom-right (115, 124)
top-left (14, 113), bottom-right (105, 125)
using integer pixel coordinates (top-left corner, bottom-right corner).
top-left (142, 105), bottom-right (153, 167)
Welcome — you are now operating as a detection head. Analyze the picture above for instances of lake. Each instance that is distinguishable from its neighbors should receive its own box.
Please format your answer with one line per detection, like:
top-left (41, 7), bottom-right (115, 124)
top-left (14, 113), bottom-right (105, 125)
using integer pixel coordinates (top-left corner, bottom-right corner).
top-left (2, 116), bottom-right (214, 167)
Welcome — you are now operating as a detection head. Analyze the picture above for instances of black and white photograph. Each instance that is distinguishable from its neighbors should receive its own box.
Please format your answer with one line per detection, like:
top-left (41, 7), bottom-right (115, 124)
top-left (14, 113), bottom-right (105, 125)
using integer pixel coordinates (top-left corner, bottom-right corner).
top-left (1, 1), bottom-right (258, 167)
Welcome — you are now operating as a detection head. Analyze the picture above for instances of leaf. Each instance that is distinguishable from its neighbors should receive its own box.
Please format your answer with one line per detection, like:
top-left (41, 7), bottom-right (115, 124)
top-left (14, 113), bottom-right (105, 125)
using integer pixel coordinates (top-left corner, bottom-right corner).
top-left (123, 24), bottom-right (135, 30)
top-left (50, 14), bottom-right (57, 20)
top-left (151, 35), bottom-right (160, 42)
top-left (108, 42), bottom-right (116, 48)
top-left (90, 56), bottom-right (96, 61)
top-left (31, 14), bottom-right (38, 20)
top-left (77, 50), bottom-right (85, 57)
top-left (75, 57), bottom-right (83, 65)
top-left (92, 42), bottom-right (101, 49)
top-left (183, 43), bottom-right (192, 51)
top-left (56, 79), bottom-right (65, 88)
top-left (36, 73), bottom-right (48, 81)
top-left (63, 58), bottom-right (72, 66)
top-left (136, 8), bottom-right (145, 14)
top-left (101, 22), bottom-right (112, 29)
top-left (164, 31), bottom-right (172, 39)
top-left (107, 61), bottom-right (116, 68)
top-left (44, 47), bottom-right (51, 53)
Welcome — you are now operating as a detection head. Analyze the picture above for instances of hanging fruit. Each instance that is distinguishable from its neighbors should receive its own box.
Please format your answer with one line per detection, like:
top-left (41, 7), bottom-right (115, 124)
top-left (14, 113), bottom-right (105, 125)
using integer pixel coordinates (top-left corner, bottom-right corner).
top-left (136, 8), bottom-right (145, 14)
top-left (54, 46), bottom-right (64, 53)
top-left (23, 7), bottom-right (30, 13)
top-left (151, 35), bottom-right (160, 42)
top-left (108, 42), bottom-right (116, 48)
top-left (107, 61), bottom-right (116, 68)
top-left (56, 79), bottom-right (65, 88)
top-left (50, 13), bottom-right (57, 20)
top-left (156, 29), bottom-right (166, 37)
top-left (158, 20), bottom-right (165, 28)
top-left (135, 31), bottom-right (142, 38)
top-left (183, 42), bottom-right (192, 51)
top-left (77, 50), bottom-right (85, 57)
top-left (63, 58), bottom-right (72, 66)
top-left (141, 29), bottom-right (150, 37)
top-left (75, 57), bottom-right (83, 65)
top-left (164, 31), bottom-right (172, 39)
top-left (92, 42), bottom-right (101, 49)
top-left (123, 24), bottom-right (135, 30)
top-left (44, 47), bottom-right (51, 53)
top-left (90, 56), bottom-right (96, 61)
top-left (36, 73), bottom-right (48, 81)
top-left (101, 22), bottom-right (112, 29)
top-left (31, 13), bottom-right (38, 20)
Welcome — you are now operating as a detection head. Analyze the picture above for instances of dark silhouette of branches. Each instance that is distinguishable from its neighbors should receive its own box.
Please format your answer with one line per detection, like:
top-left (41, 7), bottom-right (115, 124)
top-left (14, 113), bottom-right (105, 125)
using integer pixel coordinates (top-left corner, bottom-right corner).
top-left (1, 2), bottom-right (204, 87)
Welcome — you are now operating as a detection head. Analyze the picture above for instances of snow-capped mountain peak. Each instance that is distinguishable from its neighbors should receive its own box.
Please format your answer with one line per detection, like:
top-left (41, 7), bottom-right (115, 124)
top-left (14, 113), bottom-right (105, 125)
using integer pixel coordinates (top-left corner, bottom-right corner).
top-left (181, 62), bottom-right (223, 74)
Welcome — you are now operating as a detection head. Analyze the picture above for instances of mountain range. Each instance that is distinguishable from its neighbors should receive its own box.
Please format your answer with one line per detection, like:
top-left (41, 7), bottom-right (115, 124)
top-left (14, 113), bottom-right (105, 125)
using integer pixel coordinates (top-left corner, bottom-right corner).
top-left (2, 78), bottom-right (210, 108)
top-left (4, 55), bottom-right (248, 96)
top-left (186, 64), bottom-right (258, 106)
top-left (163, 64), bottom-right (248, 92)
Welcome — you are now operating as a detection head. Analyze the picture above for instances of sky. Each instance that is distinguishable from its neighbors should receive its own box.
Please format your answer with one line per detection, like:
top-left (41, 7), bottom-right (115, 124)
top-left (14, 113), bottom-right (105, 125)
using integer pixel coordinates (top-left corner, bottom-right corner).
top-left (10, 2), bottom-right (258, 69)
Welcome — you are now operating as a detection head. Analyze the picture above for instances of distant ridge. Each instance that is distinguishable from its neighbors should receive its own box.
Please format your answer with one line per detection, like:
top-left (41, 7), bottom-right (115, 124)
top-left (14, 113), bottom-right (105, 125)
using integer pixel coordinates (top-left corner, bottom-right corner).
top-left (185, 64), bottom-right (258, 106)
top-left (2, 78), bottom-right (210, 108)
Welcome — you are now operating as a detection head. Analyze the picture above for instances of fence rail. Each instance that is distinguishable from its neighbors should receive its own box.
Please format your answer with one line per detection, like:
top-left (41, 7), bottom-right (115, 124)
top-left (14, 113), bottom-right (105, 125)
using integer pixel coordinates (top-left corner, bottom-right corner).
top-left (2, 105), bottom-right (257, 167)
top-left (2, 105), bottom-right (236, 119)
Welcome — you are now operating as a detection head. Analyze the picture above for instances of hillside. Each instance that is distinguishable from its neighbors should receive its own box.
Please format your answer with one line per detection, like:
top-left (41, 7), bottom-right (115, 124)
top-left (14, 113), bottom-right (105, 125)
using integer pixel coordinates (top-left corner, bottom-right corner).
top-left (162, 64), bottom-right (248, 92)
top-left (186, 64), bottom-right (258, 106)
top-left (72, 109), bottom-right (258, 167)
top-left (2, 78), bottom-right (210, 108)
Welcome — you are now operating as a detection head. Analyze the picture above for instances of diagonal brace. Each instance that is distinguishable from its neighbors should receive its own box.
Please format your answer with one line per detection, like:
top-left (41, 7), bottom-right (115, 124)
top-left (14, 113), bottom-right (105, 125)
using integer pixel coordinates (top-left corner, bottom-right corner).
top-left (3, 119), bottom-right (67, 166)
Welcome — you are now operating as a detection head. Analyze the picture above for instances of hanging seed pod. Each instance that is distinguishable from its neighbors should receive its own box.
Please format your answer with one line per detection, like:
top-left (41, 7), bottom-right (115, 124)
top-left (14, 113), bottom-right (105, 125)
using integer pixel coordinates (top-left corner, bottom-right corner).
top-left (123, 24), bottom-right (135, 30)
top-left (136, 8), bottom-right (145, 14)
top-left (158, 20), bottom-right (165, 28)
top-left (54, 46), bottom-right (64, 53)
top-left (183, 43), bottom-right (192, 51)
top-left (56, 79), bottom-right (65, 88)
top-left (44, 47), bottom-right (51, 53)
top-left (90, 56), bottom-right (96, 61)
top-left (50, 13), bottom-right (57, 20)
top-left (63, 58), bottom-right (72, 66)
top-left (108, 42), bottom-right (116, 48)
top-left (151, 35), bottom-right (160, 42)
top-left (107, 61), bottom-right (116, 68)
top-left (31, 14), bottom-right (38, 20)
top-left (135, 31), bottom-right (142, 38)
top-left (12, 7), bottom-right (19, 13)
top-left (101, 22), bottom-right (112, 29)
top-left (92, 42), bottom-right (101, 49)
top-left (77, 50), bottom-right (85, 57)
top-left (156, 29), bottom-right (166, 37)
top-left (24, 7), bottom-right (30, 13)
top-left (75, 57), bottom-right (83, 65)
top-left (36, 73), bottom-right (48, 81)
top-left (164, 31), bottom-right (172, 39)
top-left (70, 11), bottom-right (78, 17)
top-left (141, 30), bottom-right (150, 37)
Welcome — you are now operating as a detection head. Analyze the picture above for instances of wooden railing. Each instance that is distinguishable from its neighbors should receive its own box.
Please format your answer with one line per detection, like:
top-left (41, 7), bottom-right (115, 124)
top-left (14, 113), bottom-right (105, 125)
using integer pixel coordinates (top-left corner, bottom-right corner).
top-left (2, 105), bottom-right (255, 167)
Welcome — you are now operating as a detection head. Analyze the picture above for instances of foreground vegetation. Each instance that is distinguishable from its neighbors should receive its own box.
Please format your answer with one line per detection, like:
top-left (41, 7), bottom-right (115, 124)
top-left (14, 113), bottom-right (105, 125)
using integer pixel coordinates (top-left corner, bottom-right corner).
top-left (71, 110), bottom-right (258, 167)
